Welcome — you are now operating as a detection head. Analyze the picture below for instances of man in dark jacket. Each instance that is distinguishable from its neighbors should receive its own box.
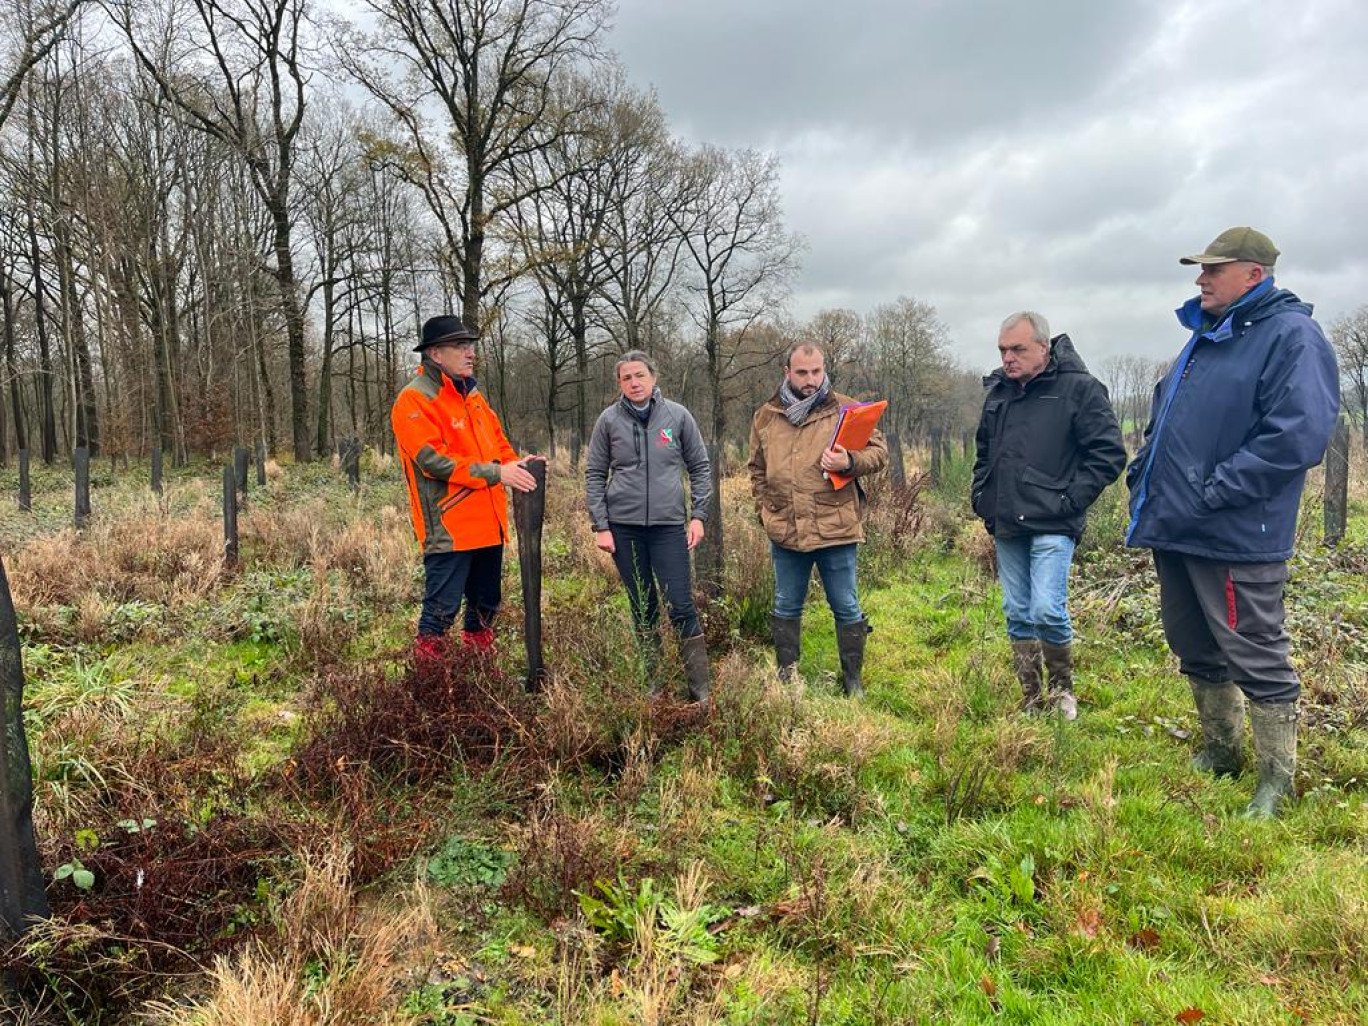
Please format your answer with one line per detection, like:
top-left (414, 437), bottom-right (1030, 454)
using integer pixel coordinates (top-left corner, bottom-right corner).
top-left (1126, 227), bottom-right (1339, 818)
top-left (973, 312), bottom-right (1125, 718)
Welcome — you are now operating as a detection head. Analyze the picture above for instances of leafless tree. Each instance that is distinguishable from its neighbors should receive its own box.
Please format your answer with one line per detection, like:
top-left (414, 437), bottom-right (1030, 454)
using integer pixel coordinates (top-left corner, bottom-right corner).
top-left (671, 143), bottom-right (801, 589)
top-left (1330, 306), bottom-right (1368, 445)
top-left (339, 0), bottom-right (609, 328)
top-left (116, 0), bottom-right (313, 460)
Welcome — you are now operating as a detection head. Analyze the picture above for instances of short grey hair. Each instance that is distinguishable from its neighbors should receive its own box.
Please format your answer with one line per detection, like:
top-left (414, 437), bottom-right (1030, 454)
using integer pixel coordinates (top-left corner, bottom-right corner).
top-left (1259, 264), bottom-right (1276, 279)
top-left (784, 341), bottom-right (824, 368)
top-left (615, 349), bottom-right (658, 378)
top-left (999, 310), bottom-right (1051, 346)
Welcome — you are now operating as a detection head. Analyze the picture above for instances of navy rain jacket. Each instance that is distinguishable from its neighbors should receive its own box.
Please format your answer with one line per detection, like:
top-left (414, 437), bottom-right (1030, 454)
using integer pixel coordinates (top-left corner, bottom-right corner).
top-left (1126, 282), bottom-right (1339, 562)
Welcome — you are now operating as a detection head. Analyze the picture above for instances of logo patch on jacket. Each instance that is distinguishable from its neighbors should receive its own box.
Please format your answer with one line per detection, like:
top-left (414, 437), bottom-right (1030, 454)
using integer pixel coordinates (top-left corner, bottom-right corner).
top-left (451, 418), bottom-right (465, 430)
top-left (658, 427), bottom-right (675, 448)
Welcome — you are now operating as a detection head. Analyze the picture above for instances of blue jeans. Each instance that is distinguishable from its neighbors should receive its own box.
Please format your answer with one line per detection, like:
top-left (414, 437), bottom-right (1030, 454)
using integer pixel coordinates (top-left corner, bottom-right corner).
top-left (771, 542), bottom-right (863, 624)
top-left (418, 545), bottom-right (502, 637)
top-left (995, 534), bottom-right (1075, 645)
top-left (609, 522), bottom-right (702, 639)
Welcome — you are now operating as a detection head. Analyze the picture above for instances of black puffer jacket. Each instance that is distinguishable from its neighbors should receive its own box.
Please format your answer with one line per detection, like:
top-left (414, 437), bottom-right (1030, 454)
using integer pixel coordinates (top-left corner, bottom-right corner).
top-left (972, 334), bottom-right (1126, 540)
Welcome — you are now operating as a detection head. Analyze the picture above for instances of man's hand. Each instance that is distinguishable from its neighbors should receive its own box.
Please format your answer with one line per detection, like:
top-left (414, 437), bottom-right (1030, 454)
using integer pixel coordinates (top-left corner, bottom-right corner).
top-left (595, 529), bottom-right (615, 554)
top-left (686, 518), bottom-right (705, 551)
top-left (500, 460), bottom-right (538, 492)
top-left (820, 443), bottom-right (855, 474)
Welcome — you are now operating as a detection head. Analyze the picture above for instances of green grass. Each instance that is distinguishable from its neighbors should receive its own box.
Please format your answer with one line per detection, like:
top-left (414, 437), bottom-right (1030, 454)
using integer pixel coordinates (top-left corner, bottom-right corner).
top-left (4, 456), bottom-right (1366, 1024)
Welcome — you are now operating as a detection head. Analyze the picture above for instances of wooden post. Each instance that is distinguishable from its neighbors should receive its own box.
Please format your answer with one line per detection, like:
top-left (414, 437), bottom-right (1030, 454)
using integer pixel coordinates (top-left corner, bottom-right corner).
top-left (223, 464), bottom-right (239, 567)
top-left (696, 443), bottom-right (726, 599)
top-left (74, 446), bottom-right (91, 529)
top-left (17, 449), bottom-right (30, 512)
top-left (887, 431), bottom-right (907, 489)
top-left (1324, 418), bottom-right (1350, 546)
top-left (513, 459), bottom-right (548, 691)
top-left (343, 437), bottom-right (360, 492)
top-left (928, 428), bottom-right (943, 487)
top-left (255, 440), bottom-right (266, 487)
top-left (234, 446), bottom-right (249, 498)
top-left (151, 446), bottom-right (164, 495)
top-left (0, 555), bottom-right (50, 939)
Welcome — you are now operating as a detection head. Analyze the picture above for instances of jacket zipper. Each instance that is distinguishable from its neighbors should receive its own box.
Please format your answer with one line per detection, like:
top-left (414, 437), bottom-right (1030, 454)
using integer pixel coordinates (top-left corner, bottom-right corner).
top-left (457, 386), bottom-right (504, 544)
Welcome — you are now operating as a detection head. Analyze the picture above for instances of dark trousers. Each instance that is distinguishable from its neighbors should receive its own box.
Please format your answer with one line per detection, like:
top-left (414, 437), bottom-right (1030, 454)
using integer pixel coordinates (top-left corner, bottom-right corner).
top-left (1153, 550), bottom-right (1299, 703)
top-left (609, 523), bottom-right (702, 639)
top-left (418, 545), bottom-right (503, 637)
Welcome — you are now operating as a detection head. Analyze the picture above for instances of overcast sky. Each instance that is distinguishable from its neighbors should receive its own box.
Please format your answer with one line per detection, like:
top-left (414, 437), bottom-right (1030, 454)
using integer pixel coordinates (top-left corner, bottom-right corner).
top-left (607, 0), bottom-right (1368, 372)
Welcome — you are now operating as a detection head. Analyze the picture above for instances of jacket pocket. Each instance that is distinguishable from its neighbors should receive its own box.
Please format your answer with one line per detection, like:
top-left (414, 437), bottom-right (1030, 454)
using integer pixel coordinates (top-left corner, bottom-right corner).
top-left (813, 489), bottom-right (858, 539)
top-left (1225, 562), bottom-right (1289, 633)
top-left (1017, 466), bottom-right (1072, 520)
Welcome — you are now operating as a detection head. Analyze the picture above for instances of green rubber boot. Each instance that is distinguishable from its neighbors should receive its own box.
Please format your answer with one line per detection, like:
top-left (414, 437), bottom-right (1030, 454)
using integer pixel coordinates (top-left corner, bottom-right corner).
top-left (1189, 679), bottom-right (1244, 777)
top-left (1244, 701), bottom-right (1298, 819)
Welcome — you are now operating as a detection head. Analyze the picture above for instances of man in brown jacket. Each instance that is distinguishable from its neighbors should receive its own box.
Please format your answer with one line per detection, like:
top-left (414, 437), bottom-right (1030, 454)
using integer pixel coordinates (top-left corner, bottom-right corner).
top-left (748, 343), bottom-right (889, 696)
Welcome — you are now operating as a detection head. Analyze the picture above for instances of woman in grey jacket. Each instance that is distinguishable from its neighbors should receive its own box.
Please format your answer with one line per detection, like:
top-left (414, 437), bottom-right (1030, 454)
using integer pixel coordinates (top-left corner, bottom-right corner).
top-left (585, 351), bottom-right (713, 701)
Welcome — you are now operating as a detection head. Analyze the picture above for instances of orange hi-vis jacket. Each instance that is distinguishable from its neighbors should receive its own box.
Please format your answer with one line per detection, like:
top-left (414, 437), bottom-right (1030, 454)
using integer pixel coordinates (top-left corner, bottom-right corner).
top-left (391, 361), bottom-right (519, 554)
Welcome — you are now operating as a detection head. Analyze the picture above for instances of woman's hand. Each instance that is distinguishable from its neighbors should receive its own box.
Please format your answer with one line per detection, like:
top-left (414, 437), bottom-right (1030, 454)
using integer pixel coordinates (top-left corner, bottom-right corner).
top-left (687, 518), bottom-right (705, 551)
top-left (595, 529), bottom-right (616, 554)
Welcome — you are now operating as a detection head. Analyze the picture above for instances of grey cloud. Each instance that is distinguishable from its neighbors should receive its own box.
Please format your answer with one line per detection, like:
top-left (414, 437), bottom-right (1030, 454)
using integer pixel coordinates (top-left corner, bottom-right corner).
top-left (609, 0), bottom-right (1368, 364)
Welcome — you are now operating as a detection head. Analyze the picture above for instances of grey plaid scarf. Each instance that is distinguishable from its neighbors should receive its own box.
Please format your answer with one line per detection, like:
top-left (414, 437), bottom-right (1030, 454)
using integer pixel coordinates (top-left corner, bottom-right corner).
top-left (778, 376), bottom-right (832, 426)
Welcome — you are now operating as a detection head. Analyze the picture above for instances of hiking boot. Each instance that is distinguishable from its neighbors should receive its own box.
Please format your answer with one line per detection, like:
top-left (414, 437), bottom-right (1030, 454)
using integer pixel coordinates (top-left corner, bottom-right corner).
top-left (1244, 701), bottom-right (1298, 819)
top-left (836, 618), bottom-right (872, 698)
top-left (771, 614), bottom-right (802, 684)
top-left (680, 633), bottom-right (712, 703)
top-left (1011, 639), bottom-right (1045, 713)
top-left (1042, 641), bottom-right (1078, 721)
top-left (1189, 678), bottom-right (1245, 777)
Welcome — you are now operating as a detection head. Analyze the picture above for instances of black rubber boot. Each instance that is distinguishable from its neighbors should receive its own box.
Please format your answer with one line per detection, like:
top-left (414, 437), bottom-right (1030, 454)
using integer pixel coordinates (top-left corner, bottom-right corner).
top-left (680, 633), bottom-right (712, 703)
top-left (1245, 701), bottom-right (1298, 819)
top-left (1011, 640), bottom-right (1044, 713)
top-left (1041, 641), bottom-right (1078, 721)
top-left (836, 618), bottom-right (871, 698)
top-left (771, 614), bottom-right (802, 683)
top-left (1189, 678), bottom-right (1245, 777)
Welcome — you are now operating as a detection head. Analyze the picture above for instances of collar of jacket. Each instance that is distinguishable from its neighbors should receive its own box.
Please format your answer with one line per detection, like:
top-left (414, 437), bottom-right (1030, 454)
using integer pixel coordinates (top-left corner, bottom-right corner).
top-left (421, 359), bottom-right (478, 396)
top-left (618, 386), bottom-right (663, 423)
top-left (765, 387), bottom-right (839, 417)
top-left (1174, 277), bottom-right (1278, 342)
top-left (983, 333), bottom-right (1084, 392)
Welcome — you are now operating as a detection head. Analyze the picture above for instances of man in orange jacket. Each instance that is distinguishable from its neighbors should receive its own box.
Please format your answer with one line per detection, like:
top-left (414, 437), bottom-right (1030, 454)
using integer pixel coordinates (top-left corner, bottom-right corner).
top-left (391, 315), bottom-right (539, 661)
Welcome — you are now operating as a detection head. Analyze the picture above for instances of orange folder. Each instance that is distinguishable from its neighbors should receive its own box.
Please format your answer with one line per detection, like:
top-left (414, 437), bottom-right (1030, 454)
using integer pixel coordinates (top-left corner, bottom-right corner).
top-left (826, 399), bottom-right (888, 490)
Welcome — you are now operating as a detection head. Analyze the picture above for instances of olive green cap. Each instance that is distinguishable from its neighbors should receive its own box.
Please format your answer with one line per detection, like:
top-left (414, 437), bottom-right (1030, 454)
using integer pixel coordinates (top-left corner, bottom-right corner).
top-left (1179, 226), bottom-right (1279, 266)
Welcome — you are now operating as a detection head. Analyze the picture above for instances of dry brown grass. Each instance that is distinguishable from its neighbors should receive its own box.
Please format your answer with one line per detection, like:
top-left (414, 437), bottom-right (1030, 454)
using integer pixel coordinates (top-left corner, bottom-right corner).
top-left (143, 842), bottom-right (439, 1026)
top-left (9, 513), bottom-right (224, 610)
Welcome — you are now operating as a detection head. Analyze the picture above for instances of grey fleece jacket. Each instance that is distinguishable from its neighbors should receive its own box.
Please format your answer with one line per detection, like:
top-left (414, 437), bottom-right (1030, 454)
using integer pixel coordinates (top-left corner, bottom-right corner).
top-left (585, 395), bottom-right (712, 531)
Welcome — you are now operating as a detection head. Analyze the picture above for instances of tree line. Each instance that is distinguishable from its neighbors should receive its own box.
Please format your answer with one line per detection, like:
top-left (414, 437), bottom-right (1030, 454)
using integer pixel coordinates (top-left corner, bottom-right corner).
top-left (0, 0), bottom-right (1000, 478)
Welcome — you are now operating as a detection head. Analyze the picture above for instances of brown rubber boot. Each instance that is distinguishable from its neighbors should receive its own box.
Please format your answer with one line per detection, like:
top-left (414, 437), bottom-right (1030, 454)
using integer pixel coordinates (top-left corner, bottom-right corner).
top-left (1041, 641), bottom-right (1078, 721)
top-left (1011, 640), bottom-right (1044, 713)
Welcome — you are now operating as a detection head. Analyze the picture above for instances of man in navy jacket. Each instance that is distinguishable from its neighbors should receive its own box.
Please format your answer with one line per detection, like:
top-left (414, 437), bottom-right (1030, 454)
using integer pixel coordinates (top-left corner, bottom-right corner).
top-left (1126, 227), bottom-right (1339, 817)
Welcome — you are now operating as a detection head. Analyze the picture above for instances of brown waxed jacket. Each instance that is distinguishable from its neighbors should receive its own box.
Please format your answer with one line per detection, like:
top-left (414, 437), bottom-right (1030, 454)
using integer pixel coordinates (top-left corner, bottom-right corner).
top-left (748, 389), bottom-right (889, 552)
